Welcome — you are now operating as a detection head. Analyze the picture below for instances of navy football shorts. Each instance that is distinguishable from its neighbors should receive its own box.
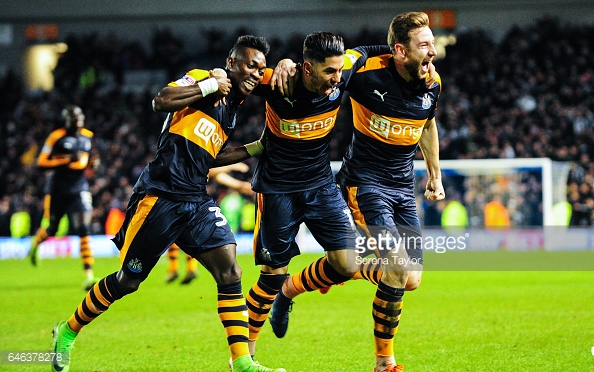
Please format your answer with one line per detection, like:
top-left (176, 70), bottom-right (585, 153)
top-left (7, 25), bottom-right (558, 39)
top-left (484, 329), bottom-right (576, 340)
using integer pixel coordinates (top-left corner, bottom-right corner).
top-left (47, 191), bottom-right (93, 216)
top-left (253, 183), bottom-right (358, 268)
top-left (340, 185), bottom-right (423, 264)
top-left (113, 191), bottom-right (236, 280)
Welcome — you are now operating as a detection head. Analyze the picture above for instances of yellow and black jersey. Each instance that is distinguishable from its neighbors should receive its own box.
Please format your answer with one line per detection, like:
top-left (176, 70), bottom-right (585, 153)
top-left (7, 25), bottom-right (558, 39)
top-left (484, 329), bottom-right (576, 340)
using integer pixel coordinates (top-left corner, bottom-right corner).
top-left (38, 127), bottom-right (93, 195)
top-left (336, 54), bottom-right (442, 191)
top-left (135, 68), bottom-right (242, 201)
top-left (251, 45), bottom-right (390, 193)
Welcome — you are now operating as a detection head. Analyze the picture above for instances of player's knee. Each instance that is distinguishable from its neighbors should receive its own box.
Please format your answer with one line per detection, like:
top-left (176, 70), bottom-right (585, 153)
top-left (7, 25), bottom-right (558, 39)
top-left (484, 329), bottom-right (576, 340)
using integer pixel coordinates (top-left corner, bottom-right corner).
top-left (327, 257), bottom-right (357, 278)
top-left (212, 263), bottom-right (242, 285)
top-left (405, 278), bottom-right (421, 291)
top-left (382, 269), bottom-right (408, 288)
top-left (405, 270), bottom-right (422, 291)
top-left (336, 264), bottom-right (357, 278)
top-left (327, 250), bottom-right (358, 278)
top-left (116, 271), bottom-right (143, 295)
top-left (119, 277), bottom-right (142, 294)
top-left (119, 281), bottom-right (141, 295)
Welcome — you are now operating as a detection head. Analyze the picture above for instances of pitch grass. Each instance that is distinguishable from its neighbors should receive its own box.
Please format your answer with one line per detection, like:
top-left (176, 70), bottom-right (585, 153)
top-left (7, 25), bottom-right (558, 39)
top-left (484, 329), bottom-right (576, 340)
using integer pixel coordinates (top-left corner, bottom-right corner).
top-left (1, 251), bottom-right (593, 371)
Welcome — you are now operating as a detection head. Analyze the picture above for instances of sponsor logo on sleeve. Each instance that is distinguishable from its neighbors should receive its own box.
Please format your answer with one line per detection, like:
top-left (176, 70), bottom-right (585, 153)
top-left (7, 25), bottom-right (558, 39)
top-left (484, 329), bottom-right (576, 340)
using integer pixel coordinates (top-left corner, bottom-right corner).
top-left (175, 75), bottom-right (196, 86)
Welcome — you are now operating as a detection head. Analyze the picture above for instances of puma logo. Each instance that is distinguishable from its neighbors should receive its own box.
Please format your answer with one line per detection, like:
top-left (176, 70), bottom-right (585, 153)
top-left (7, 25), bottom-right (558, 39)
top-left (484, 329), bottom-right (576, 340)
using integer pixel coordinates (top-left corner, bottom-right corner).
top-left (284, 97), bottom-right (297, 107)
top-left (374, 90), bottom-right (387, 101)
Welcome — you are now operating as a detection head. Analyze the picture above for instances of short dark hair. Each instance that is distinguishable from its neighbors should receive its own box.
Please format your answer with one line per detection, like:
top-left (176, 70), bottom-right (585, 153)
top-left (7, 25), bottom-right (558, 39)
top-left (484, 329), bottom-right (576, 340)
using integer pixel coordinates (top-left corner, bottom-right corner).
top-left (387, 12), bottom-right (430, 52)
top-left (229, 35), bottom-right (270, 57)
top-left (303, 32), bottom-right (344, 63)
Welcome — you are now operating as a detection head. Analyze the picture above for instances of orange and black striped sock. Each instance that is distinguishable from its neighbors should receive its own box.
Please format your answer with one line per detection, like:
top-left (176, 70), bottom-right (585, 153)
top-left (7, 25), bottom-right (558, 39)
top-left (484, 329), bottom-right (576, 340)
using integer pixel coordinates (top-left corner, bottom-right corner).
top-left (373, 281), bottom-right (404, 357)
top-left (218, 281), bottom-right (250, 361)
top-left (79, 235), bottom-right (94, 270)
top-left (246, 272), bottom-right (286, 341)
top-left (67, 272), bottom-right (124, 333)
top-left (352, 259), bottom-right (382, 285)
top-left (291, 256), bottom-right (351, 294)
top-left (34, 227), bottom-right (49, 246)
top-left (167, 244), bottom-right (180, 274)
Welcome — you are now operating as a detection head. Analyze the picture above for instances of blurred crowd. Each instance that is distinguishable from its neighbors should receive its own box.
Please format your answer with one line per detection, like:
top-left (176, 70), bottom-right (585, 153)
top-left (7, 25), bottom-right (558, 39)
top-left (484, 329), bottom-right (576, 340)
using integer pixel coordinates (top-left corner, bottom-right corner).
top-left (1, 16), bottom-right (593, 237)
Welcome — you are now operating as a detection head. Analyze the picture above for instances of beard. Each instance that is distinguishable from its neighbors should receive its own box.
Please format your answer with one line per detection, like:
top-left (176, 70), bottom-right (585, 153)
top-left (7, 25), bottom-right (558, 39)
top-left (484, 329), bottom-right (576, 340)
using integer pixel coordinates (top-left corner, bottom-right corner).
top-left (404, 59), bottom-right (424, 81)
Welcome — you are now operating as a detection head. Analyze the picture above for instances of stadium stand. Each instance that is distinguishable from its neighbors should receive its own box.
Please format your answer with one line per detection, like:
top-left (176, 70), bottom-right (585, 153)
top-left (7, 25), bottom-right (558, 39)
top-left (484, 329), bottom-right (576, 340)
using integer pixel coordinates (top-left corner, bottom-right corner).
top-left (0, 16), bottom-right (592, 236)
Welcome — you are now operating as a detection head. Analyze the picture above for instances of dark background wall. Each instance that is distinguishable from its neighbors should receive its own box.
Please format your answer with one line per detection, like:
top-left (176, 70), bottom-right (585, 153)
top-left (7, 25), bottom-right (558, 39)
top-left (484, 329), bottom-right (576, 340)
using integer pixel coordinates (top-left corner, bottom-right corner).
top-left (1, 0), bottom-right (593, 79)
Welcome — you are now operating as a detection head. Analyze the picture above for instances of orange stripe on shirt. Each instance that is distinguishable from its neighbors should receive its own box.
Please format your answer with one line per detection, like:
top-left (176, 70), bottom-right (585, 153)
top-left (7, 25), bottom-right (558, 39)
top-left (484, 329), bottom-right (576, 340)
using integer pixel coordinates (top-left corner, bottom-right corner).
top-left (265, 104), bottom-right (339, 140)
top-left (351, 100), bottom-right (426, 146)
top-left (169, 107), bottom-right (228, 158)
top-left (355, 55), bottom-right (392, 73)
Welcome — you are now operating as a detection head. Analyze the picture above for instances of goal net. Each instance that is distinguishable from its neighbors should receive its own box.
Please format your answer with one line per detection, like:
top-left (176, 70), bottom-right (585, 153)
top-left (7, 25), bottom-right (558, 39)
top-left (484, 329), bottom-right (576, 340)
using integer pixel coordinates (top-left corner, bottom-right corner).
top-left (325, 158), bottom-right (593, 257)
top-left (331, 158), bottom-right (571, 227)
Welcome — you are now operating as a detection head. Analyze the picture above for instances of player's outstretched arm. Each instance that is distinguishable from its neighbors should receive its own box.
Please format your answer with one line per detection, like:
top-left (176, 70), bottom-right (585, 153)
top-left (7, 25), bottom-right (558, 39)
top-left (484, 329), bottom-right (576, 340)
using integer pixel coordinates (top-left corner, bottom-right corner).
top-left (209, 170), bottom-right (254, 197)
top-left (212, 125), bottom-right (266, 167)
top-left (418, 117), bottom-right (445, 201)
top-left (212, 140), bottom-right (264, 168)
top-left (152, 70), bottom-right (231, 112)
top-left (212, 147), bottom-right (251, 168)
top-left (210, 162), bottom-right (250, 176)
top-left (152, 85), bottom-right (203, 112)
top-left (37, 133), bottom-right (73, 169)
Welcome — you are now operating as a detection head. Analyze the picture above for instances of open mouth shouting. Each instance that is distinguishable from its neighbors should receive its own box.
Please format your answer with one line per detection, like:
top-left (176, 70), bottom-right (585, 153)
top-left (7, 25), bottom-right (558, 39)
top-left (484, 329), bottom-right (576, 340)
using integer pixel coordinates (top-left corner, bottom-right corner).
top-left (421, 60), bottom-right (431, 74)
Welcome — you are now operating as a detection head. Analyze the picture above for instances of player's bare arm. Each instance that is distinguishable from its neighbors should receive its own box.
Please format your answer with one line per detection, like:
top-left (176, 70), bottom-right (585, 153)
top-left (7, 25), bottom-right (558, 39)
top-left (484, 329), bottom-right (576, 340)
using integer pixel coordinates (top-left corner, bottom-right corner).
top-left (212, 123), bottom-right (266, 168)
top-left (211, 146), bottom-right (252, 168)
top-left (209, 163), bottom-right (254, 196)
top-left (210, 162), bottom-right (250, 176)
top-left (210, 171), bottom-right (254, 197)
top-left (152, 73), bottom-right (232, 113)
top-left (212, 138), bottom-right (265, 168)
top-left (418, 117), bottom-right (445, 201)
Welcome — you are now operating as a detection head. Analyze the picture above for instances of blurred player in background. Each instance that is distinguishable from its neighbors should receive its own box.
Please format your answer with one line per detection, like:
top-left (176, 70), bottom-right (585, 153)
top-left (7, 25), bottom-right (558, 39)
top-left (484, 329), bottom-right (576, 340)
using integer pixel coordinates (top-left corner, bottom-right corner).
top-left (49, 35), bottom-right (285, 372)
top-left (28, 104), bottom-right (99, 291)
top-left (165, 162), bottom-right (254, 285)
top-left (270, 12), bottom-right (445, 372)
